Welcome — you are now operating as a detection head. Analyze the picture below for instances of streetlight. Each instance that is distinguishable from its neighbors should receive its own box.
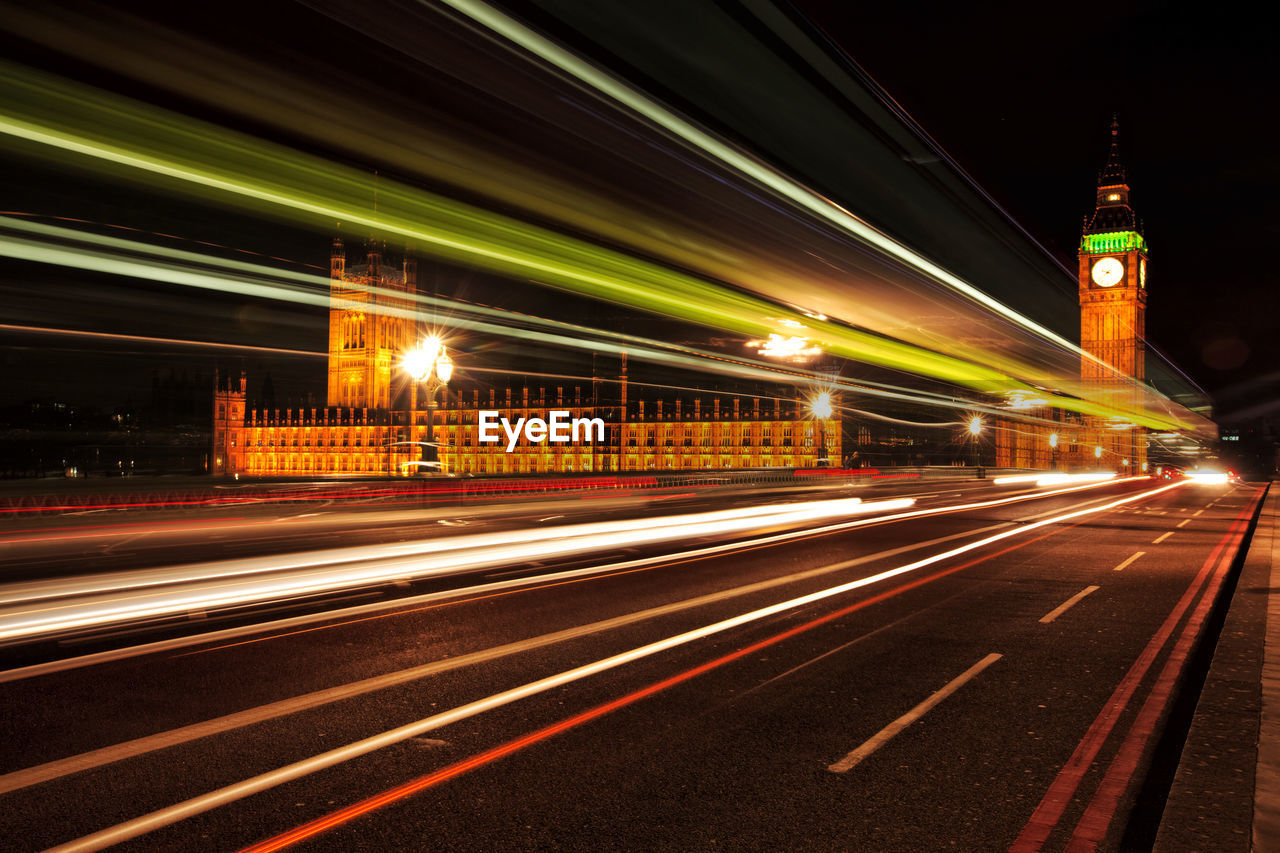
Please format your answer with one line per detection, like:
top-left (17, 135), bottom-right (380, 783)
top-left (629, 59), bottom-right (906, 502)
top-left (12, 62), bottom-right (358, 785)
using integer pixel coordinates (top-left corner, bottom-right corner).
top-left (402, 336), bottom-right (454, 474)
top-left (1094, 445), bottom-right (1103, 470)
top-left (1048, 432), bottom-right (1059, 471)
top-left (808, 391), bottom-right (833, 467)
top-left (967, 416), bottom-right (982, 474)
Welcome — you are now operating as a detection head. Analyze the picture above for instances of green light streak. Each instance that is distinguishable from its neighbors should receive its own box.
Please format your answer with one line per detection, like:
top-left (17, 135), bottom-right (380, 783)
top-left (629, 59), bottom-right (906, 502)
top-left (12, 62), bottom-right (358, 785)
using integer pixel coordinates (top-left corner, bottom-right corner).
top-left (0, 217), bottom-right (992, 416)
top-left (0, 63), bottom-right (1197, 432)
top-left (436, 0), bottom-right (1088, 359)
top-left (0, 216), bottom-right (1189, 432)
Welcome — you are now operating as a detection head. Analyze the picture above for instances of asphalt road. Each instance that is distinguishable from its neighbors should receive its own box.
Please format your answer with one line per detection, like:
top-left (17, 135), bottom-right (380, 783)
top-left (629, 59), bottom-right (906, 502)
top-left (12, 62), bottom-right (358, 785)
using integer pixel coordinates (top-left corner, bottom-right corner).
top-left (0, 476), bottom-right (1262, 851)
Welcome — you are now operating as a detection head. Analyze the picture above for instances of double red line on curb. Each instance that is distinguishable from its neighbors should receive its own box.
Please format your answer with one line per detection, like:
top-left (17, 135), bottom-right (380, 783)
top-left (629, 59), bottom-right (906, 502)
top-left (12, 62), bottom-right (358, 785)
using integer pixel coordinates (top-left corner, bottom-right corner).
top-left (1011, 486), bottom-right (1266, 851)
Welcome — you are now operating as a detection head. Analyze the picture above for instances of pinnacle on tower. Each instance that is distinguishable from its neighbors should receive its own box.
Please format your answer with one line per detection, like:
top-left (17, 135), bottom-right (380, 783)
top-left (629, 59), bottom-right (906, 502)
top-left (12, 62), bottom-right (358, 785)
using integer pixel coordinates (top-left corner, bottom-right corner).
top-left (330, 236), bottom-right (345, 279)
top-left (1085, 116), bottom-right (1138, 235)
top-left (366, 237), bottom-right (382, 280)
top-left (1098, 113), bottom-right (1127, 185)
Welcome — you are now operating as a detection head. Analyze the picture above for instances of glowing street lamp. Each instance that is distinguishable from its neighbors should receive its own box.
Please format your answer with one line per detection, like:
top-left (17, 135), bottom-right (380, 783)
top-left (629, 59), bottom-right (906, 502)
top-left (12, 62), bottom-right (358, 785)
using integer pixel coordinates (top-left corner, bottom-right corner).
top-left (1048, 432), bottom-right (1060, 471)
top-left (966, 416), bottom-right (983, 472)
top-left (809, 391), bottom-right (834, 420)
top-left (402, 336), bottom-right (455, 474)
top-left (808, 391), bottom-right (834, 466)
top-left (1094, 445), bottom-right (1103, 470)
top-left (403, 335), bottom-right (444, 382)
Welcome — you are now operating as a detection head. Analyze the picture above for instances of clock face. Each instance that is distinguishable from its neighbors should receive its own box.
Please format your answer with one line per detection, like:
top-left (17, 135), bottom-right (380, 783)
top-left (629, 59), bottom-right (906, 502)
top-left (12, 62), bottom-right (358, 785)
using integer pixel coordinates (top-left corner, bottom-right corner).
top-left (1091, 257), bottom-right (1124, 287)
top-left (1139, 258), bottom-right (1147, 289)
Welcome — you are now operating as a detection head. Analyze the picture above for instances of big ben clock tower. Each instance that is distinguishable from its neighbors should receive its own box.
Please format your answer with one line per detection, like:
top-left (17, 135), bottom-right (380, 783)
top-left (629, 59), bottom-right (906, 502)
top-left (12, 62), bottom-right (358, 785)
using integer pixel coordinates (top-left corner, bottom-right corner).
top-left (1079, 116), bottom-right (1147, 472)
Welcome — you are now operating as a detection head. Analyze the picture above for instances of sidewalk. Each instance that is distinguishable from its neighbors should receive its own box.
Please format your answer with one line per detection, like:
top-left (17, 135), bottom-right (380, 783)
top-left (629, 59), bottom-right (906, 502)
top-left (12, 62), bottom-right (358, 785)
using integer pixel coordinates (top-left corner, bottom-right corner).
top-left (1155, 481), bottom-right (1279, 852)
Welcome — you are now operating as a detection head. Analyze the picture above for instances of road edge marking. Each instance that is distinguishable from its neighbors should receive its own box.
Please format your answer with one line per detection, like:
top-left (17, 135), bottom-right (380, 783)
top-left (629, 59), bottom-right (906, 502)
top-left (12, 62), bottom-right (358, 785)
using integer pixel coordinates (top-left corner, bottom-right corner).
top-left (1065, 488), bottom-right (1264, 847)
top-left (1011, 487), bottom-right (1265, 851)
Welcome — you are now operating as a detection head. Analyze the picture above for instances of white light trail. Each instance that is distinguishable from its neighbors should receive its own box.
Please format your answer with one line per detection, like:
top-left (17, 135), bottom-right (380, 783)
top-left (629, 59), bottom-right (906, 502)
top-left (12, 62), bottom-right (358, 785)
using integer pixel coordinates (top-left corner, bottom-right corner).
top-left (0, 497), bottom-right (913, 644)
top-left (0, 476), bottom-right (1154, 646)
top-left (46, 479), bottom-right (1185, 853)
top-left (994, 471), bottom-right (1118, 487)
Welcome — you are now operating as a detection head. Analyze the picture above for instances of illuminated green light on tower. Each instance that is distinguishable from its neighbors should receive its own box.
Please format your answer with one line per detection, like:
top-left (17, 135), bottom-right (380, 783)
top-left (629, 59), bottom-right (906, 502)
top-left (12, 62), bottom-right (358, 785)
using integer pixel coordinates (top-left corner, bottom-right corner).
top-left (1080, 231), bottom-right (1148, 254)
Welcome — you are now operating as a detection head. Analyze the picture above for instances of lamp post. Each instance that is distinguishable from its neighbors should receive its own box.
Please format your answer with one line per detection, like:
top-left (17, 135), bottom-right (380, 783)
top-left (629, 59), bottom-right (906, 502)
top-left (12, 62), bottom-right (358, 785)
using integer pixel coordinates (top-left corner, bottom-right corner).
top-left (967, 416), bottom-right (982, 475)
top-left (402, 337), bottom-right (454, 475)
top-left (1048, 432), bottom-right (1059, 471)
top-left (808, 391), bottom-right (833, 467)
top-left (1094, 444), bottom-right (1103, 470)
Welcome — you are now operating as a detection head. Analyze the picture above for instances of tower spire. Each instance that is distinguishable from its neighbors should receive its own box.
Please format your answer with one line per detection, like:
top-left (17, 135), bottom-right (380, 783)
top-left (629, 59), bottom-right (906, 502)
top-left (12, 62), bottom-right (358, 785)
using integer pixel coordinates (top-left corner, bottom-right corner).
top-left (1099, 113), bottom-right (1126, 184)
top-left (1084, 115), bottom-right (1138, 235)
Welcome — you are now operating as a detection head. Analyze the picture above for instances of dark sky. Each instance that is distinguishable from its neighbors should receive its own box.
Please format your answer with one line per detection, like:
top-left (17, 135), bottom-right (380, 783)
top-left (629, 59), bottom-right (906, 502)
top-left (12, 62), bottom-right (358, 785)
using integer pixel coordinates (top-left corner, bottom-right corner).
top-left (2, 1), bottom-right (1275, 424)
top-left (790, 0), bottom-right (1278, 419)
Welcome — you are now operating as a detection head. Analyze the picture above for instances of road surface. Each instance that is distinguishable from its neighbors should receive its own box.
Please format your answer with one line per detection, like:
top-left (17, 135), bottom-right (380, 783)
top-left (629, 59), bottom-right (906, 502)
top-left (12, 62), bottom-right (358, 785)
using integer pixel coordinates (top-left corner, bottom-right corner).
top-left (0, 476), bottom-right (1260, 851)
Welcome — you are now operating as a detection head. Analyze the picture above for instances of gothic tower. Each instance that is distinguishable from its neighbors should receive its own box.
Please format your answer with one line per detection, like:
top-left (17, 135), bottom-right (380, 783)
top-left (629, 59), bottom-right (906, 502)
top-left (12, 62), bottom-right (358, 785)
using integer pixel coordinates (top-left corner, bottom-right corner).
top-left (326, 238), bottom-right (418, 410)
top-left (1079, 117), bottom-right (1147, 472)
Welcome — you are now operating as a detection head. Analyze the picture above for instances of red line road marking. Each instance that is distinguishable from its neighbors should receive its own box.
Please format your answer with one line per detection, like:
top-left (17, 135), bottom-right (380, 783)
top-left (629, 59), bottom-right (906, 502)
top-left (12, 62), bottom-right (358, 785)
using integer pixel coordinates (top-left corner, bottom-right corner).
top-left (1010, 487), bottom-right (1265, 851)
top-left (1064, 487), bottom-right (1265, 849)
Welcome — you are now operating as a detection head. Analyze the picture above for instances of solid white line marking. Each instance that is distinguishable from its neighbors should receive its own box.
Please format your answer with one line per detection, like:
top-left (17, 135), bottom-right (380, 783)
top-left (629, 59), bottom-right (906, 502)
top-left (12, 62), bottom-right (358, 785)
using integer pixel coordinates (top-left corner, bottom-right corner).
top-left (1176, 519), bottom-right (1189, 528)
top-left (828, 653), bottom-right (1003, 772)
top-left (1153, 531), bottom-right (1174, 544)
top-left (48, 483), bottom-right (1184, 852)
top-left (1113, 552), bottom-right (1145, 572)
top-left (1039, 586), bottom-right (1100, 623)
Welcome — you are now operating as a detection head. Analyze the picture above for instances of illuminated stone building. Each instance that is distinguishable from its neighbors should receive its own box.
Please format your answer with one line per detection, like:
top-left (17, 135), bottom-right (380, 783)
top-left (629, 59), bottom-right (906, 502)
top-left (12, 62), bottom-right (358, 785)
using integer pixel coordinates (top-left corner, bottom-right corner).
top-left (1076, 117), bottom-right (1147, 473)
top-left (997, 119), bottom-right (1149, 471)
top-left (212, 242), bottom-right (840, 477)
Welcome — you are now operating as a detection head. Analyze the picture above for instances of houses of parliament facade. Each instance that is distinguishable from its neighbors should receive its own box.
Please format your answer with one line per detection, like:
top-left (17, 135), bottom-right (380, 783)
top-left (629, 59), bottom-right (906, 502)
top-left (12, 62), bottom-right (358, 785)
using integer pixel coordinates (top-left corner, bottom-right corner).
top-left (211, 124), bottom-right (1152, 479)
top-left (212, 240), bottom-right (840, 478)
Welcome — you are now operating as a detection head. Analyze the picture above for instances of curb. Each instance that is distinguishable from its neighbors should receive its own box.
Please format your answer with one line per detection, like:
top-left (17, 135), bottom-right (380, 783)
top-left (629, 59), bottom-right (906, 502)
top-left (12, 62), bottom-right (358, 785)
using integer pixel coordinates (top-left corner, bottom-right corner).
top-left (1154, 482), bottom-right (1276, 852)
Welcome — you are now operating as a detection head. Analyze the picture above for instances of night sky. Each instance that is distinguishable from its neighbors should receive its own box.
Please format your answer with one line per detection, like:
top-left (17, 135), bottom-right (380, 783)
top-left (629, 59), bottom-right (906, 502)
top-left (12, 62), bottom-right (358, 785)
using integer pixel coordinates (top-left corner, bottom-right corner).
top-left (792, 0), bottom-right (1278, 420)
top-left (1, 1), bottom-right (1275, 424)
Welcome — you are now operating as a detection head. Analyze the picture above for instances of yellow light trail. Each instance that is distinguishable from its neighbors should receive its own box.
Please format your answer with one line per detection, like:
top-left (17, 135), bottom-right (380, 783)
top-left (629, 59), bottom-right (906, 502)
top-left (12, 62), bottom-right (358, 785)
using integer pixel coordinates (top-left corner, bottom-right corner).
top-left (0, 215), bottom-right (1050, 422)
top-left (0, 62), bottom-right (1200, 432)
